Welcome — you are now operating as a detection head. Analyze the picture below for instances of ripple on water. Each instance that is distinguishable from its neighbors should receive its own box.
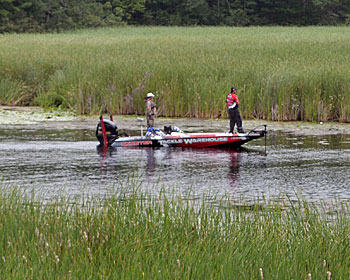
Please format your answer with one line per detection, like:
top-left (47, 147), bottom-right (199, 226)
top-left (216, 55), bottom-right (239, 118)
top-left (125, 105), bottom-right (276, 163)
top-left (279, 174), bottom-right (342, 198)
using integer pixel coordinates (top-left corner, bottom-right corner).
top-left (0, 130), bottom-right (349, 204)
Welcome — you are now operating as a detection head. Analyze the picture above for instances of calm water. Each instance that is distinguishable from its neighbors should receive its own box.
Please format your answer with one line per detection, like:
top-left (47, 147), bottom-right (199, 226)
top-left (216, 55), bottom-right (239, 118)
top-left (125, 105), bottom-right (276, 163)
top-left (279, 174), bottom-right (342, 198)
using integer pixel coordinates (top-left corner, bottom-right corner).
top-left (0, 125), bottom-right (349, 203)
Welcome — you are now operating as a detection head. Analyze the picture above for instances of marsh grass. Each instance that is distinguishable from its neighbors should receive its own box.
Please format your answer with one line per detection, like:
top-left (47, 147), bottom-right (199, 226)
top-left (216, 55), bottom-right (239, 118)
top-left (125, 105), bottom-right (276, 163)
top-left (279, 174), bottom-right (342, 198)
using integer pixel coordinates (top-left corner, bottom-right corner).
top-left (1, 27), bottom-right (350, 122)
top-left (1, 187), bottom-right (350, 279)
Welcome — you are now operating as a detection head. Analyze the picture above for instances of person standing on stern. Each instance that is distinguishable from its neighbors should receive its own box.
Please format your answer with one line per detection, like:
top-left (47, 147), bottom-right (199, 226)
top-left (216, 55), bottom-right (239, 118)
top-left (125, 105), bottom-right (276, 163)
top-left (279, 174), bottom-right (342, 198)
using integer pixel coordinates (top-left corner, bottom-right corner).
top-left (145, 92), bottom-right (157, 128)
top-left (226, 87), bottom-right (244, 134)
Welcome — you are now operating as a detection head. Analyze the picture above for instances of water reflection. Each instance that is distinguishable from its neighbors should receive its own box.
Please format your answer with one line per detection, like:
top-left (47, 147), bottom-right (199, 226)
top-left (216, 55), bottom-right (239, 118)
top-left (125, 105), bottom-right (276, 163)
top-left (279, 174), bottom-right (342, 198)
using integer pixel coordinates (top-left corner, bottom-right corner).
top-left (1, 128), bottom-right (349, 203)
top-left (145, 147), bottom-right (157, 176)
top-left (96, 145), bottom-right (110, 175)
top-left (228, 150), bottom-right (240, 187)
top-left (96, 145), bottom-right (248, 189)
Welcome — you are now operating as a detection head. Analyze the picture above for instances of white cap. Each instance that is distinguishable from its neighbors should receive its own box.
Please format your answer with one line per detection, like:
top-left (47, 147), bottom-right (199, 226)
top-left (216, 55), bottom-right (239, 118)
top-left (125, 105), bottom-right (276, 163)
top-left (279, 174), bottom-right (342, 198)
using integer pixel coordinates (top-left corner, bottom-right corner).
top-left (147, 92), bottom-right (155, 98)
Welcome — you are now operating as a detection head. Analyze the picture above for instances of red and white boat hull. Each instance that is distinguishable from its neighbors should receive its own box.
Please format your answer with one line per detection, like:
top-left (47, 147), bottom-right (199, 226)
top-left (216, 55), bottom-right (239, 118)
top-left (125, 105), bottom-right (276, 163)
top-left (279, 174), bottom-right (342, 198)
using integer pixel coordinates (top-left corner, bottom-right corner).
top-left (110, 131), bottom-right (266, 149)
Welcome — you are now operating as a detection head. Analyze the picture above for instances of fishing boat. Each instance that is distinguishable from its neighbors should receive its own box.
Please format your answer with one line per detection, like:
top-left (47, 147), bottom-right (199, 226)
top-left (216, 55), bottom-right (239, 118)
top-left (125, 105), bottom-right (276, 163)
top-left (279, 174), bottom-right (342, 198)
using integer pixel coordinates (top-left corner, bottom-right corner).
top-left (96, 116), bottom-right (267, 149)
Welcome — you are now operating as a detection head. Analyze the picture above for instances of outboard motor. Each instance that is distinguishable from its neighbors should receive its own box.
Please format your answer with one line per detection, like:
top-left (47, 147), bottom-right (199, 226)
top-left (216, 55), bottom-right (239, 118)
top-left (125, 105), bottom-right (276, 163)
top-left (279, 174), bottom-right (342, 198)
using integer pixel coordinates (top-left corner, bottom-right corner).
top-left (96, 118), bottom-right (118, 146)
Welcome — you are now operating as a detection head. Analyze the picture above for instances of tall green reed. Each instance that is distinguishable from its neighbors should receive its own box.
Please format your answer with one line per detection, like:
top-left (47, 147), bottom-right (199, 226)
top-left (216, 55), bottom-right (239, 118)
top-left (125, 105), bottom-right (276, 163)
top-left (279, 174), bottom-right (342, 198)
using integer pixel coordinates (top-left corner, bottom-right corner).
top-left (0, 27), bottom-right (349, 122)
top-left (1, 187), bottom-right (350, 279)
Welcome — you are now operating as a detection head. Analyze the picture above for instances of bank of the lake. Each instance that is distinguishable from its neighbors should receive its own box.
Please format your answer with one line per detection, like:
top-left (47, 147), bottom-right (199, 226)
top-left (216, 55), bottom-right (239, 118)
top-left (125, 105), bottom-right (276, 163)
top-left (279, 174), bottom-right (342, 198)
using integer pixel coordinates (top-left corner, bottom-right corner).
top-left (1, 26), bottom-right (350, 122)
top-left (0, 187), bottom-right (348, 279)
top-left (1, 106), bottom-right (350, 136)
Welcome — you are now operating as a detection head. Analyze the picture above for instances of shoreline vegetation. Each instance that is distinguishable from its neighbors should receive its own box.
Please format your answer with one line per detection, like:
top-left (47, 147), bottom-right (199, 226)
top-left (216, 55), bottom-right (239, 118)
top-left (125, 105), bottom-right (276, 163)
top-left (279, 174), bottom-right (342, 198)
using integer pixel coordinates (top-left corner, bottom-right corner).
top-left (1, 106), bottom-right (350, 136)
top-left (1, 26), bottom-right (350, 123)
top-left (1, 187), bottom-right (349, 279)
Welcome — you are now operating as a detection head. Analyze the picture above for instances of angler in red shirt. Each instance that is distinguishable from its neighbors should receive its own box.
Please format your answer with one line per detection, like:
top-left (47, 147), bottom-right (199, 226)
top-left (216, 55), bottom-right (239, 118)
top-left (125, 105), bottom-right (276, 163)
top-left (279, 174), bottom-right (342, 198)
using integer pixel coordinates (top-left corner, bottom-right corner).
top-left (226, 87), bottom-right (244, 134)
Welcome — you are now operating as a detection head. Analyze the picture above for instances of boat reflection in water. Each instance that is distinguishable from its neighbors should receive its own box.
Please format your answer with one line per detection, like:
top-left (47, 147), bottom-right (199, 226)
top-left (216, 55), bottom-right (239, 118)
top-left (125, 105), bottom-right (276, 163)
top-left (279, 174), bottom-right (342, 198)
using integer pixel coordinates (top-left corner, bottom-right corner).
top-left (228, 150), bottom-right (241, 187)
top-left (145, 147), bottom-right (157, 176)
top-left (95, 145), bottom-right (260, 190)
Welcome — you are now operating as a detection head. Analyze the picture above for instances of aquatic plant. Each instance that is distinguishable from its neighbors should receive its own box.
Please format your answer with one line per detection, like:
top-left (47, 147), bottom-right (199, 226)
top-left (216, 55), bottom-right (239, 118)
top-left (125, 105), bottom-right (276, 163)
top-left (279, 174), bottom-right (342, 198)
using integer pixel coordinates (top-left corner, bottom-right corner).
top-left (0, 187), bottom-right (349, 279)
top-left (0, 27), bottom-right (350, 122)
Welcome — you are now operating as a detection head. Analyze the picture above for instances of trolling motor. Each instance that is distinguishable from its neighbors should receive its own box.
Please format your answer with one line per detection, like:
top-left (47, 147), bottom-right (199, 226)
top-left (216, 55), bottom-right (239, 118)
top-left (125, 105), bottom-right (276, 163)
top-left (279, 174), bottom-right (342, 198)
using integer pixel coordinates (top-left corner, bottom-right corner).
top-left (247, 124), bottom-right (268, 154)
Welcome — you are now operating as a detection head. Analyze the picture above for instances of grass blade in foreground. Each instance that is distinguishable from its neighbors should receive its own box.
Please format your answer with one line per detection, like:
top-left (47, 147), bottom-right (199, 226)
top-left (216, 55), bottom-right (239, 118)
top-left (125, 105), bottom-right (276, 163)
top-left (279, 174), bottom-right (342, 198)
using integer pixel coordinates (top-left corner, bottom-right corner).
top-left (0, 187), bottom-right (349, 279)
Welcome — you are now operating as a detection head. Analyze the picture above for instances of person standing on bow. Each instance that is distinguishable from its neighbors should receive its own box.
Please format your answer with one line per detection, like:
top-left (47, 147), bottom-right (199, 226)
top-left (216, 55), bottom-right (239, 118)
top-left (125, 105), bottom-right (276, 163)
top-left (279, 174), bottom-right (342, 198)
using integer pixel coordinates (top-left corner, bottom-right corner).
top-left (145, 92), bottom-right (157, 128)
top-left (226, 87), bottom-right (244, 134)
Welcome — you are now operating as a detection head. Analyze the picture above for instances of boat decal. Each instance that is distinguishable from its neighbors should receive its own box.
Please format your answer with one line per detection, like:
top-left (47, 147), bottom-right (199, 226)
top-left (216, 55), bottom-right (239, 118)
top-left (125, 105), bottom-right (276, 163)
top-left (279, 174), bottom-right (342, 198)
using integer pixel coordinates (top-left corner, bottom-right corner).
top-left (232, 136), bottom-right (247, 141)
top-left (182, 137), bottom-right (228, 145)
top-left (159, 139), bottom-right (183, 144)
top-left (121, 141), bottom-right (153, 147)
